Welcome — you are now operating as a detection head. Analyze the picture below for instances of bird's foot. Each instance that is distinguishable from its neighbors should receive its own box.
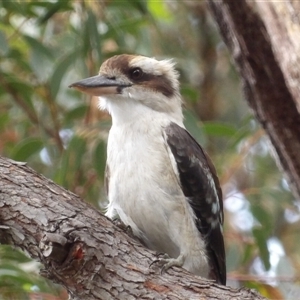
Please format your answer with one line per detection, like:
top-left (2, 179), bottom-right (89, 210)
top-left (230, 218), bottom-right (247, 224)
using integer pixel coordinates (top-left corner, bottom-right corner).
top-left (150, 253), bottom-right (185, 274)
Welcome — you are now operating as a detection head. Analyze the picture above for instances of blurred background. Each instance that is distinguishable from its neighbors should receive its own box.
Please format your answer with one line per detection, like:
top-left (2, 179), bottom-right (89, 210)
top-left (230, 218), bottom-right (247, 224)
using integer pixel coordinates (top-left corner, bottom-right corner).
top-left (0, 1), bottom-right (299, 299)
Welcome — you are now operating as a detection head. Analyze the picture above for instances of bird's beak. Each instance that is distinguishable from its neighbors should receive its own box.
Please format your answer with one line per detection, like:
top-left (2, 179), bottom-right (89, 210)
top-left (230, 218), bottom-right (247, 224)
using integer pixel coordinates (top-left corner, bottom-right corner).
top-left (69, 75), bottom-right (131, 96)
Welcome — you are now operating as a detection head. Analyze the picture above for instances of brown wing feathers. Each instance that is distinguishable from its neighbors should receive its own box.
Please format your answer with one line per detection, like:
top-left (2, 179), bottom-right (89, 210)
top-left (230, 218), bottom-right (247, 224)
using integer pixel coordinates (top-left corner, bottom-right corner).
top-left (165, 122), bottom-right (226, 285)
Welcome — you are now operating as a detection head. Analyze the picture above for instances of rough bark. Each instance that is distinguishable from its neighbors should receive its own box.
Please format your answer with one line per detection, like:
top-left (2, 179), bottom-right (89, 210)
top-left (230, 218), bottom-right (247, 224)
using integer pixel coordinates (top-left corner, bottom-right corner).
top-left (207, 0), bottom-right (300, 198)
top-left (0, 156), bottom-right (264, 299)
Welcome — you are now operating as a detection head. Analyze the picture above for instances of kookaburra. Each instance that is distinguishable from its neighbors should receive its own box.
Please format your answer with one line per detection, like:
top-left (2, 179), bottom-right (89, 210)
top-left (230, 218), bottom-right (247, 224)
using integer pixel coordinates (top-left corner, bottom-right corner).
top-left (70, 54), bottom-right (226, 285)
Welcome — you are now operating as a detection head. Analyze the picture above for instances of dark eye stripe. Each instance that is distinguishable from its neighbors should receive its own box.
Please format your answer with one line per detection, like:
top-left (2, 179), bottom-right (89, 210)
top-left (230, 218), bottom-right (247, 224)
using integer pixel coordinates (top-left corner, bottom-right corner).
top-left (101, 55), bottom-right (175, 98)
top-left (140, 75), bottom-right (175, 97)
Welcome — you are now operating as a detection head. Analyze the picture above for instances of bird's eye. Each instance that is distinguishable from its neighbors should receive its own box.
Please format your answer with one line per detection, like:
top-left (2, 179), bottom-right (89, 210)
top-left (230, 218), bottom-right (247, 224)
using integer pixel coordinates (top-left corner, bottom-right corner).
top-left (130, 68), bottom-right (143, 80)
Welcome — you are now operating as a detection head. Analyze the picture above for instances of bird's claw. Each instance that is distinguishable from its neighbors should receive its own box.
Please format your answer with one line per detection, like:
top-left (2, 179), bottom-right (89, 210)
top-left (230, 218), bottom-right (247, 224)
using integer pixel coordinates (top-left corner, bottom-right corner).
top-left (150, 256), bottom-right (170, 274)
top-left (149, 253), bottom-right (170, 270)
top-left (150, 253), bottom-right (185, 275)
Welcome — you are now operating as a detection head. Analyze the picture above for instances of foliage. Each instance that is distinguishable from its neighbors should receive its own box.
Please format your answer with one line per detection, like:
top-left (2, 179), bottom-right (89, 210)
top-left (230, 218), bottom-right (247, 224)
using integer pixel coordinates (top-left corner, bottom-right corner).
top-left (0, 0), bottom-right (299, 299)
top-left (0, 245), bottom-right (66, 299)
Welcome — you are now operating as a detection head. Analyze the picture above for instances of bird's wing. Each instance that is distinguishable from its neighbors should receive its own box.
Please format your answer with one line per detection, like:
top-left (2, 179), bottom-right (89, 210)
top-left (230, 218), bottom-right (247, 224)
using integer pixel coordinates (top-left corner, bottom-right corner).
top-left (164, 122), bottom-right (226, 285)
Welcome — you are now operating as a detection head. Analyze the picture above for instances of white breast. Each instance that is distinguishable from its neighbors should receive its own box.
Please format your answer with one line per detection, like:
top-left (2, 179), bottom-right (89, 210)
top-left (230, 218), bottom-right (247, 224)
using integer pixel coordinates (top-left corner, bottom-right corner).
top-left (105, 115), bottom-right (181, 254)
top-left (104, 109), bottom-right (209, 277)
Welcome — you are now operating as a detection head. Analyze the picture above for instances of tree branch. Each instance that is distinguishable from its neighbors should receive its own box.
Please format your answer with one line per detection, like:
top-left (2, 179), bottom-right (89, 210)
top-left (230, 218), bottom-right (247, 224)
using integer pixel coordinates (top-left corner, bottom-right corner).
top-left (207, 0), bottom-right (300, 197)
top-left (0, 156), bottom-right (265, 299)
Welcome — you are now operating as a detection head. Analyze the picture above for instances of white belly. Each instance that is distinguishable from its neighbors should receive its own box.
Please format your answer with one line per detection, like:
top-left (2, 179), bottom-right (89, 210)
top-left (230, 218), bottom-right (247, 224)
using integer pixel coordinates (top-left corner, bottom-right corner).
top-left (104, 121), bottom-right (209, 276)
top-left (105, 124), bottom-right (181, 255)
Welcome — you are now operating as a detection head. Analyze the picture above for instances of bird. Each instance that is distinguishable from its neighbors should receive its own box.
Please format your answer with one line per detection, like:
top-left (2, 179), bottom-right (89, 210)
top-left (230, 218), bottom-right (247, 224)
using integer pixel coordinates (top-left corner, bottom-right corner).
top-left (69, 54), bottom-right (226, 285)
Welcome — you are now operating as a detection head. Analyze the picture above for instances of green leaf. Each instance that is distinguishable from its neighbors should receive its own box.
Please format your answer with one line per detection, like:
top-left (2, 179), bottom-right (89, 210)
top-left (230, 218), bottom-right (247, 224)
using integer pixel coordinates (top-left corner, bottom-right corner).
top-left (252, 228), bottom-right (271, 270)
top-left (0, 1), bottom-right (33, 17)
top-left (64, 104), bottom-right (88, 126)
top-left (4, 75), bottom-right (35, 113)
top-left (227, 115), bottom-right (255, 149)
top-left (108, 0), bottom-right (148, 14)
top-left (23, 35), bottom-right (54, 80)
top-left (251, 203), bottom-right (272, 231)
top-left (84, 9), bottom-right (102, 63)
top-left (0, 113), bottom-right (9, 130)
top-left (227, 126), bottom-right (252, 150)
top-left (201, 122), bottom-right (237, 137)
top-left (250, 202), bottom-right (273, 270)
top-left (147, 1), bottom-right (172, 22)
top-left (241, 243), bottom-right (255, 266)
top-left (0, 246), bottom-right (32, 264)
top-left (7, 48), bottom-right (31, 72)
top-left (37, 0), bottom-right (73, 24)
top-left (11, 138), bottom-right (44, 162)
top-left (55, 135), bottom-right (86, 187)
top-left (94, 140), bottom-right (107, 179)
top-left (23, 35), bottom-right (53, 59)
top-left (104, 18), bottom-right (147, 41)
top-left (181, 85), bottom-right (199, 103)
top-left (183, 109), bottom-right (206, 146)
top-left (50, 51), bottom-right (78, 98)
top-left (0, 30), bottom-right (9, 56)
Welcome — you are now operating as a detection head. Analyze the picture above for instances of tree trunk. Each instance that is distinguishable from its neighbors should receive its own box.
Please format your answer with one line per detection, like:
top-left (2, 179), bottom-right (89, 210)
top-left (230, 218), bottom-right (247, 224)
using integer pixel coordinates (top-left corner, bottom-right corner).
top-left (207, 0), bottom-right (300, 198)
top-left (0, 156), bottom-right (264, 299)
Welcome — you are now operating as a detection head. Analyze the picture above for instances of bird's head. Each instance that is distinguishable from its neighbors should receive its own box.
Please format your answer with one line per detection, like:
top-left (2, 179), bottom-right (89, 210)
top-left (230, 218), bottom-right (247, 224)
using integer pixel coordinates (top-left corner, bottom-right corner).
top-left (69, 54), bottom-right (183, 123)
